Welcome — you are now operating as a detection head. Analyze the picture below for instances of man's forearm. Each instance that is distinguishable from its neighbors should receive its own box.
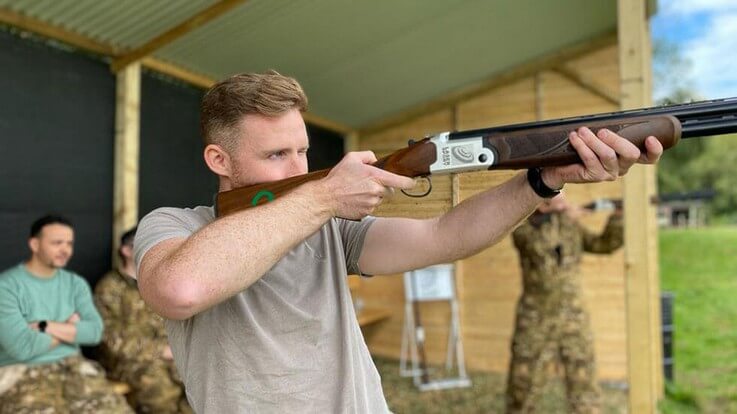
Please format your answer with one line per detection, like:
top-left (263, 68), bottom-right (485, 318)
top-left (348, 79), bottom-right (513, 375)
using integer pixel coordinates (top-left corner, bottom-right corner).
top-left (45, 322), bottom-right (77, 344)
top-left (140, 181), bottom-right (335, 320)
top-left (433, 171), bottom-right (542, 261)
top-left (359, 172), bottom-right (544, 275)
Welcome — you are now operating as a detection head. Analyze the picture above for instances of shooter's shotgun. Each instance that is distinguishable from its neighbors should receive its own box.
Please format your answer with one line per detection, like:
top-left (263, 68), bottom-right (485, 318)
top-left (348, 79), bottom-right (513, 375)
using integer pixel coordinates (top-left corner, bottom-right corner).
top-left (216, 97), bottom-right (737, 218)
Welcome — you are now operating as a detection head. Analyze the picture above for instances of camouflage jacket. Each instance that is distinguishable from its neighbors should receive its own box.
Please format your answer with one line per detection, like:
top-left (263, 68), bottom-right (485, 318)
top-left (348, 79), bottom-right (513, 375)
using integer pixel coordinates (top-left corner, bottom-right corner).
top-left (512, 212), bottom-right (623, 296)
top-left (94, 270), bottom-right (169, 369)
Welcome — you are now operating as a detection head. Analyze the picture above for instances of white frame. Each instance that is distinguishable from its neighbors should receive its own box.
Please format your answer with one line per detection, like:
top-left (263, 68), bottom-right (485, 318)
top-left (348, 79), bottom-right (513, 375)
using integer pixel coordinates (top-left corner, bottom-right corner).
top-left (399, 264), bottom-right (471, 391)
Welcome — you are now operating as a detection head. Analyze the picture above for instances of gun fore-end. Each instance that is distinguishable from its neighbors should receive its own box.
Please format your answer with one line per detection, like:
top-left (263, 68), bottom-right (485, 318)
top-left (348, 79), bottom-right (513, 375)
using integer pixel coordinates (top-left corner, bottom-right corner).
top-left (481, 114), bottom-right (681, 169)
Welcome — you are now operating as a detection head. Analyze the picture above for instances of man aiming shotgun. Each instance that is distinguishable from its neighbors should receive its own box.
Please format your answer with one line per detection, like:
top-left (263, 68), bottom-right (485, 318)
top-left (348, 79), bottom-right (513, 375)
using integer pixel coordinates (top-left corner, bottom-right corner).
top-left (134, 70), bottom-right (669, 413)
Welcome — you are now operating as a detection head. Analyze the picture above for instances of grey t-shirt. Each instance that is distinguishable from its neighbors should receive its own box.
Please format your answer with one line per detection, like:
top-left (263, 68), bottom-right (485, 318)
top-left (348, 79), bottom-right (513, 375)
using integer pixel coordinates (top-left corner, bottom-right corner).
top-left (134, 206), bottom-right (388, 413)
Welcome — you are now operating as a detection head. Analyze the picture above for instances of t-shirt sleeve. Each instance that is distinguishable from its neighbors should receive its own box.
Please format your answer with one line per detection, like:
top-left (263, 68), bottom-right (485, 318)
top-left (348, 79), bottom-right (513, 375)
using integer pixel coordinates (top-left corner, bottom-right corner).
top-left (133, 207), bottom-right (201, 277)
top-left (337, 216), bottom-right (376, 275)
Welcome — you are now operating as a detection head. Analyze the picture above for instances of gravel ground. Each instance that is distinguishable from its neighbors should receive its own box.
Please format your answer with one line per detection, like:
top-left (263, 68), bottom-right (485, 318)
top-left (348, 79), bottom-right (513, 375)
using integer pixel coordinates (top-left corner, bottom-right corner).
top-left (375, 357), bottom-right (628, 414)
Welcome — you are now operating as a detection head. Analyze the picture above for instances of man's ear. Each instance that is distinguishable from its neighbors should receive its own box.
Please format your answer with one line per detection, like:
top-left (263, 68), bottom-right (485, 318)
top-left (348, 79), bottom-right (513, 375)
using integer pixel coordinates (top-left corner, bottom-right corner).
top-left (120, 244), bottom-right (133, 259)
top-left (28, 237), bottom-right (39, 254)
top-left (203, 144), bottom-right (232, 177)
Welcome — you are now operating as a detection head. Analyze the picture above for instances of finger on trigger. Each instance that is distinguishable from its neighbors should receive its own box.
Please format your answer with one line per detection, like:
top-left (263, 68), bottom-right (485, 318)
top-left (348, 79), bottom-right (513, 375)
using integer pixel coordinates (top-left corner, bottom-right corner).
top-left (353, 150), bottom-right (378, 164)
top-left (374, 169), bottom-right (415, 189)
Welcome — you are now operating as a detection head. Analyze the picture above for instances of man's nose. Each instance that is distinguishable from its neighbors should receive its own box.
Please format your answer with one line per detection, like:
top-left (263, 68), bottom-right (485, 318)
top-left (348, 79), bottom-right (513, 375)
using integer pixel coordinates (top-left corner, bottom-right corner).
top-left (289, 155), bottom-right (305, 174)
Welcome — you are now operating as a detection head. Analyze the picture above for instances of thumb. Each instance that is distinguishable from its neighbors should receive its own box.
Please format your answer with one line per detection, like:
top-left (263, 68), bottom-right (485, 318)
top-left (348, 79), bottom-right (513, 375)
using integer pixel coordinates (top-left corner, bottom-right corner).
top-left (350, 151), bottom-right (379, 165)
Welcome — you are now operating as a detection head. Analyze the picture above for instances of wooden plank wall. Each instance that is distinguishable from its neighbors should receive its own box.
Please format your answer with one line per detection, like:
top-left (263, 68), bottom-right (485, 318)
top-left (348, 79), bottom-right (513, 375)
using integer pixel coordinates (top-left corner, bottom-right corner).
top-left (357, 44), bottom-right (630, 380)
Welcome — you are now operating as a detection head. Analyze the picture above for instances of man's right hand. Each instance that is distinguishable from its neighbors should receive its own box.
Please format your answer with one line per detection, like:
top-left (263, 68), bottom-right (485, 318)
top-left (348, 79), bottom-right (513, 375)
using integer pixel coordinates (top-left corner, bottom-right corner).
top-left (161, 345), bottom-right (174, 360)
top-left (66, 312), bottom-right (80, 324)
top-left (317, 151), bottom-right (415, 220)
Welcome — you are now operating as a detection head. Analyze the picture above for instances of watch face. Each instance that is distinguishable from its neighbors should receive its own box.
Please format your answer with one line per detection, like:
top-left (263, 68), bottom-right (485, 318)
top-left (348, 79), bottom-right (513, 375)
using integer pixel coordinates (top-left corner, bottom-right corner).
top-left (39, 320), bottom-right (47, 332)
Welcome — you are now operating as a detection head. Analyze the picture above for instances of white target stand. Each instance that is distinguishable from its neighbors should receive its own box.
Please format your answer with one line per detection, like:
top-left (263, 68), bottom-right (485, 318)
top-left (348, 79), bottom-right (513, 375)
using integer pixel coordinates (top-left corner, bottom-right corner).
top-left (400, 264), bottom-right (471, 391)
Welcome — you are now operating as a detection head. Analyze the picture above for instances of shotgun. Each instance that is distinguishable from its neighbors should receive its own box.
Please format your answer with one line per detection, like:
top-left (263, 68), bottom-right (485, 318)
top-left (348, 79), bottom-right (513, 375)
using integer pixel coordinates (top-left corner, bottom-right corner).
top-left (216, 97), bottom-right (737, 218)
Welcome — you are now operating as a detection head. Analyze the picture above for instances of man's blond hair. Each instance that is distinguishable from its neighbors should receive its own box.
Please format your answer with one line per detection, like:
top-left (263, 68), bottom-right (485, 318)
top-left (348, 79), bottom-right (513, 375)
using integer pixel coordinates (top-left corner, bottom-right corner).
top-left (200, 70), bottom-right (308, 153)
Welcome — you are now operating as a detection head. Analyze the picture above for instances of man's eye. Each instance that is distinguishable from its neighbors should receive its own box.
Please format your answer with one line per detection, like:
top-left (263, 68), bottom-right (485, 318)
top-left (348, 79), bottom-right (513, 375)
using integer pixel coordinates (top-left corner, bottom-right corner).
top-left (268, 151), bottom-right (286, 159)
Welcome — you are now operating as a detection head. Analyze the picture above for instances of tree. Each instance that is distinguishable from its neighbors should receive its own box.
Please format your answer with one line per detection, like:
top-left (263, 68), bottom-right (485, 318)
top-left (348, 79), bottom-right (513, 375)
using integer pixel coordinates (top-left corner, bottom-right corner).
top-left (652, 39), bottom-right (700, 104)
top-left (688, 136), bottom-right (737, 219)
top-left (652, 38), bottom-right (705, 194)
top-left (651, 38), bottom-right (737, 221)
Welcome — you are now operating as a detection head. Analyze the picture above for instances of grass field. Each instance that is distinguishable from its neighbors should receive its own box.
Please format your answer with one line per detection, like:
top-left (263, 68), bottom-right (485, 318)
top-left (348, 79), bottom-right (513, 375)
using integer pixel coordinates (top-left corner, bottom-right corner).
top-left (376, 226), bottom-right (737, 413)
top-left (659, 226), bottom-right (737, 413)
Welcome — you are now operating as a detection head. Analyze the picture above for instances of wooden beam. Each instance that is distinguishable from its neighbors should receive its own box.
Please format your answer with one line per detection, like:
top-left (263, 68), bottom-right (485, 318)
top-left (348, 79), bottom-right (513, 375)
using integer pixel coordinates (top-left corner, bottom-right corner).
top-left (359, 31), bottom-right (618, 135)
top-left (138, 57), bottom-right (354, 134)
top-left (111, 0), bottom-right (248, 72)
top-left (304, 112), bottom-right (355, 135)
top-left (535, 72), bottom-right (545, 120)
top-left (619, 0), bottom-right (663, 412)
top-left (0, 7), bottom-right (118, 56)
top-left (140, 57), bottom-right (217, 89)
top-left (113, 63), bottom-right (141, 266)
top-left (552, 64), bottom-right (620, 106)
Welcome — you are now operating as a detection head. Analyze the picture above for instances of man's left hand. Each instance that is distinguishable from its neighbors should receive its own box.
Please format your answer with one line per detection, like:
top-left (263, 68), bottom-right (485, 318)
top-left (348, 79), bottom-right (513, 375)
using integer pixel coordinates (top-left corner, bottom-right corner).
top-left (541, 127), bottom-right (663, 189)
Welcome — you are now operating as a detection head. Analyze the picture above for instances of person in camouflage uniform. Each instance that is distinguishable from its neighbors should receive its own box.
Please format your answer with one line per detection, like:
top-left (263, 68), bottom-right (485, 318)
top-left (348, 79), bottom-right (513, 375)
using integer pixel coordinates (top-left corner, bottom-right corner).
top-left (0, 355), bottom-right (132, 414)
top-left (94, 227), bottom-right (191, 413)
top-left (505, 193), bottom-right (623, 414)
top-left (0, 215), bottom-right (132, 414)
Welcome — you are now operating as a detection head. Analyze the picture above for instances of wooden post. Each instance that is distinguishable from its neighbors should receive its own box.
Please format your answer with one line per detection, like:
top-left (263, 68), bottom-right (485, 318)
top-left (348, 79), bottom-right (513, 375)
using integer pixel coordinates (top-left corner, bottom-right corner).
top-left (534, 72), bottom-right (545, 121)
top-left (113, 63), bottom-right (141, 266)
top-left (618, 0), bottom-right (663, 412)
top-left (344, 131), bottom-right (359, 153)
top-left (450, 105), bottom-right (465, 304)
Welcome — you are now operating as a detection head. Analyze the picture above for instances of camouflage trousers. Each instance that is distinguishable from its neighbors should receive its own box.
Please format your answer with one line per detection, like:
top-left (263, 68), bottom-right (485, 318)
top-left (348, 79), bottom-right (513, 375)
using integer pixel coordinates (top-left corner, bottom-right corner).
top-left (111, 358), bottom-right (191, 414)
top-left (0, 355), bottom-right (133, 414)
top-left (505, 294), bottom-right (601, 414)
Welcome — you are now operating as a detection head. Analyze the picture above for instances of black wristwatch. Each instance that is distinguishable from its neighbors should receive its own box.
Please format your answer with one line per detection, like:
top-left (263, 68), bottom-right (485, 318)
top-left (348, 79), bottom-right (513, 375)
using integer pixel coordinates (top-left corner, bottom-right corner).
top-left (38, 320), bottom-right (47, 333)
top-left (527, 167), bottom-right (562, 198)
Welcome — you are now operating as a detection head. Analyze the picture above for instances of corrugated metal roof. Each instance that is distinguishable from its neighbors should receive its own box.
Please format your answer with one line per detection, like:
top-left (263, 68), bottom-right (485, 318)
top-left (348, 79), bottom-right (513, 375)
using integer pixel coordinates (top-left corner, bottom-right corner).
top-left (0, 0), bottom-right (217, 49)
top-left (0, 0), bottom-right (620, 128)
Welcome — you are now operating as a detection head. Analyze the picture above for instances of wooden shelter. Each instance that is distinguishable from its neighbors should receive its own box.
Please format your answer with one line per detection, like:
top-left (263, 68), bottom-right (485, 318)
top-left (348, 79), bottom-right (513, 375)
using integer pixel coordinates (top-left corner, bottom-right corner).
top-left (0, 0), bottom-right (664, 411)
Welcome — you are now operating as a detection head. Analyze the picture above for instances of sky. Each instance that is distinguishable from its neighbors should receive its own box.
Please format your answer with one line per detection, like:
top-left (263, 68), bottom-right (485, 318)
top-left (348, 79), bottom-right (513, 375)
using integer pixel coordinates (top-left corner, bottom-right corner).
top-left (650, 0), bottom-right (737, 100)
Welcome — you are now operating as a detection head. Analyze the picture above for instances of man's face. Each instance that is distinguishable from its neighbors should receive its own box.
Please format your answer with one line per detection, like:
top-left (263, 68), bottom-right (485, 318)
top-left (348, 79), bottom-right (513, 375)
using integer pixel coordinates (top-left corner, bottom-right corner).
top-left (228, 109), bottom-right (310, 188)
top-left (30, 224), bottom-right (74, 269)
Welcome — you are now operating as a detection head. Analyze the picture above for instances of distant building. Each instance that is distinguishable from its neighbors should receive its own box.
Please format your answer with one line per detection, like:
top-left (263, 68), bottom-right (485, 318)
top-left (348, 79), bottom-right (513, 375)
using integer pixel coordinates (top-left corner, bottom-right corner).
top-left (657, 189), bottom-right (716, 228)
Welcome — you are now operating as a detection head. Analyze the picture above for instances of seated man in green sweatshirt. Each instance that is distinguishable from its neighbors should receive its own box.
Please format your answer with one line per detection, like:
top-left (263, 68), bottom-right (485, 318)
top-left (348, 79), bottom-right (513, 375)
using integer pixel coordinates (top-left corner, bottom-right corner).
top-left (0, 215), bottom-right (132, 414)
